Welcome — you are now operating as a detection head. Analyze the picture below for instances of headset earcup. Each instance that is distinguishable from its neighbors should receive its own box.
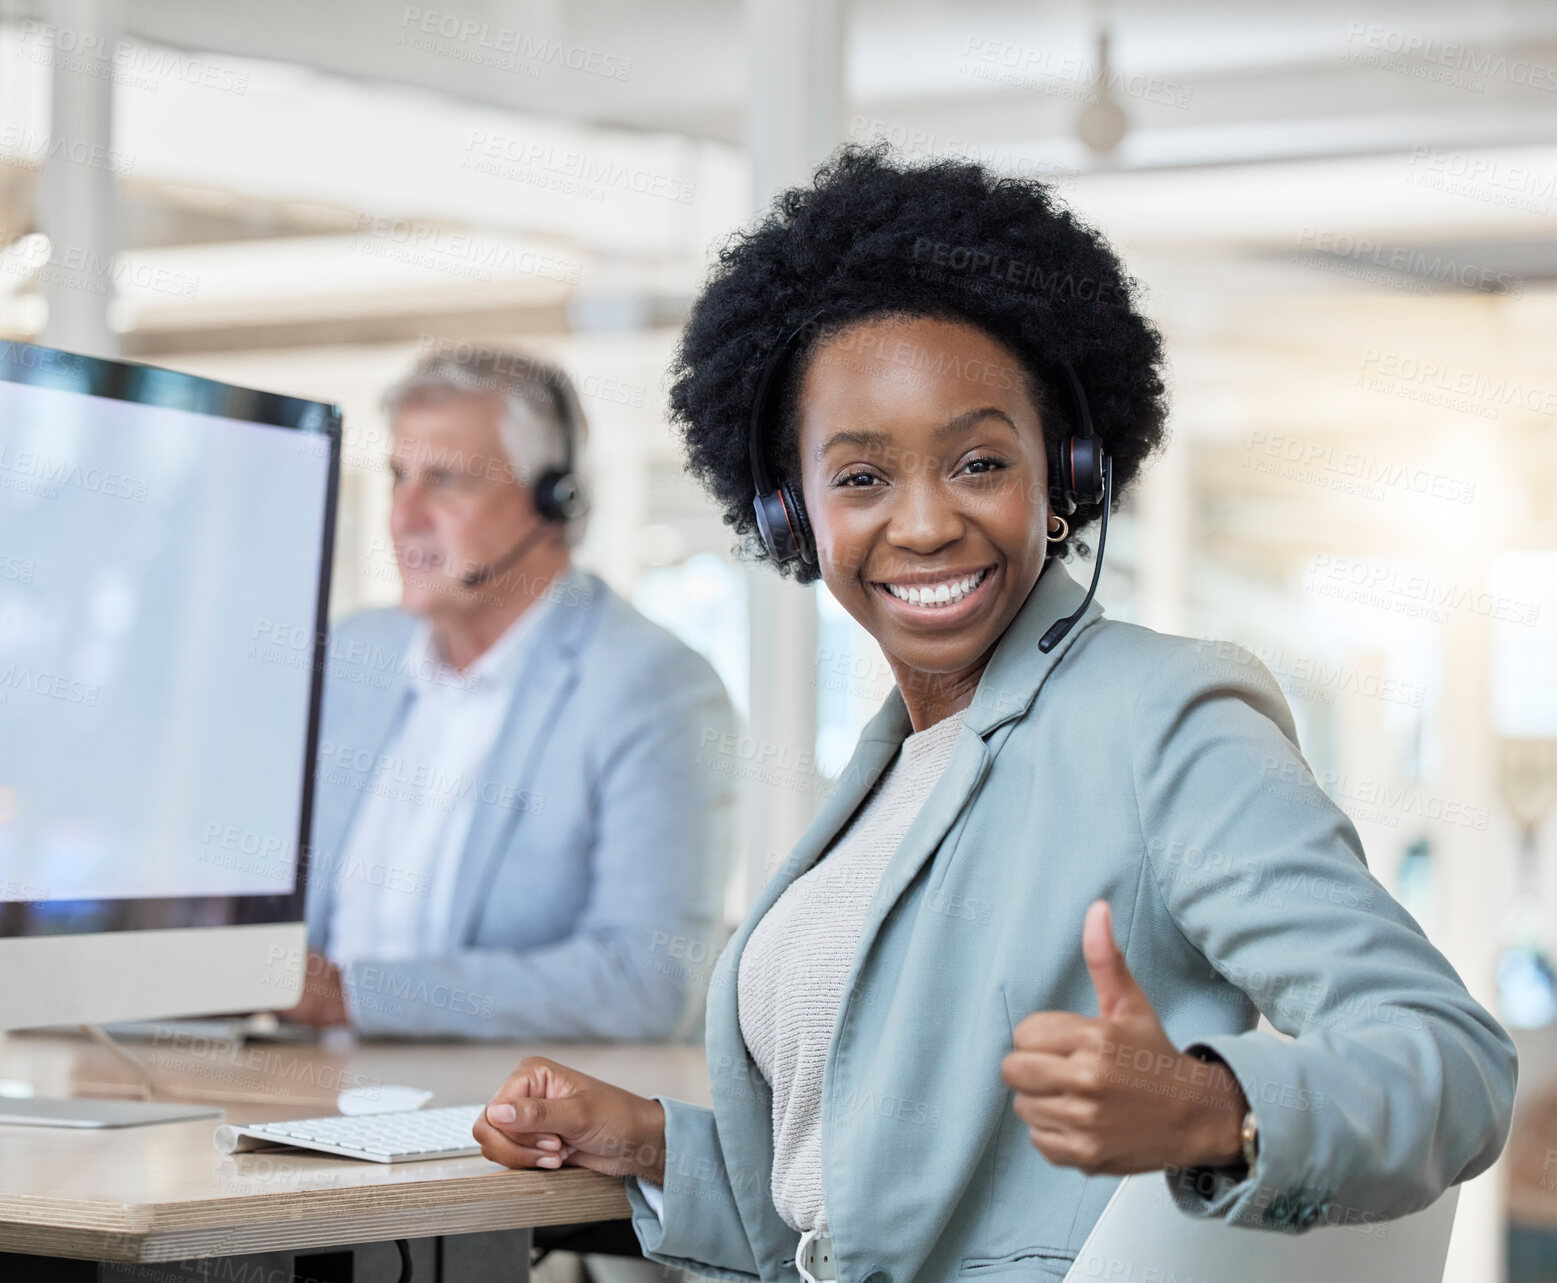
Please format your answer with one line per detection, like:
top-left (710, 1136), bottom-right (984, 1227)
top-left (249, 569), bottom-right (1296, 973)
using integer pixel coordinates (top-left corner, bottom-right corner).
top-left (1067, 437), bottom-right (1106, 505)
top-left (753, 489), bottom-right (798, 562)
top-left (782, 479), bottom-right (817, 565)
top-left (532, 467), bottom-right (588, 523)
top-left (531, 467), bottom-right (565, 522)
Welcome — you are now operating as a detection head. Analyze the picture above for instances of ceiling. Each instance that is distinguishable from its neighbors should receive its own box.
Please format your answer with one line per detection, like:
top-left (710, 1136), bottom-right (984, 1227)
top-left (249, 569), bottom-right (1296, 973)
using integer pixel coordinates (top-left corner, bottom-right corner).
top-left (22, 0), bottom-right (1556, 165)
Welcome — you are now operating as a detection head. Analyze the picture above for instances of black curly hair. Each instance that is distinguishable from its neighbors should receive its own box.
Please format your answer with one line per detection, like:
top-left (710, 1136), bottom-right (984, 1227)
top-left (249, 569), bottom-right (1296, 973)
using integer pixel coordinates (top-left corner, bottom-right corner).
top-left (667, 140), bottom-right (1171, 583)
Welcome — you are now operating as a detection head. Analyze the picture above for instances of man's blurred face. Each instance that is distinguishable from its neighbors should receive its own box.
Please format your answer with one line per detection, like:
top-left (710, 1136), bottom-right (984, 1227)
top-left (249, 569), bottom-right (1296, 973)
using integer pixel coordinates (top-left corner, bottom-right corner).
top-left (387, 392), bottom-right (536, 620)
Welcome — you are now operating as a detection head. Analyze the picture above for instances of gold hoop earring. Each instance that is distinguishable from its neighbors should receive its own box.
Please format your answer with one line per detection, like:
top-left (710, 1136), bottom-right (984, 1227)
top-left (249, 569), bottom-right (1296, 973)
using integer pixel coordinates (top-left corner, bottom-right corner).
top-left (1046, 514), bottom-right (1069, 543)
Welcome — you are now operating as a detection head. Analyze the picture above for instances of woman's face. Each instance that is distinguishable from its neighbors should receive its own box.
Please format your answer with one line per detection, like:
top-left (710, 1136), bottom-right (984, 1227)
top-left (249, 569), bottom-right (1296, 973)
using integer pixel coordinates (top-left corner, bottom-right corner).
top-left (796, 314), bottom-right (1052, 694)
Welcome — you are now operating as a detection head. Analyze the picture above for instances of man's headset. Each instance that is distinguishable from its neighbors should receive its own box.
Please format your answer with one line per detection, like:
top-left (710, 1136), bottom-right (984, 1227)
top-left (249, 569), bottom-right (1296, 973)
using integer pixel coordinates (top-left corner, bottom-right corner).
top-left (462, 368), bottom-right (588, 589)
top-left (747, 313), bottom-right (1114, 653)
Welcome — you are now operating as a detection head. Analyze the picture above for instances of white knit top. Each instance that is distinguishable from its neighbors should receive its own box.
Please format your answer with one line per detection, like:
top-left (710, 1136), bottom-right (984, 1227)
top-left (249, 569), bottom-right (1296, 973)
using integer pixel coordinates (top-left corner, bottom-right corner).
top-left (737, 705), bottom-right (970, 1234)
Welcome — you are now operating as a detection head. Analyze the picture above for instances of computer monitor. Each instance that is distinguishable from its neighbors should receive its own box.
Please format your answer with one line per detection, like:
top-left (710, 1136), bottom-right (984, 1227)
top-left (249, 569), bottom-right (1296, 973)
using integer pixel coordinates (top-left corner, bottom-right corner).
top-left (0, 341), bottom-right (339, 1119)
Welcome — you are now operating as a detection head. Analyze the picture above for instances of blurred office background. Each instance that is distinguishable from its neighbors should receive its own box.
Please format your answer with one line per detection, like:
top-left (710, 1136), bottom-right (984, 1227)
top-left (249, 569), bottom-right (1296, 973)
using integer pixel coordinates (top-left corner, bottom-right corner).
top-left (3, 1), bottom-right (1557, 1278)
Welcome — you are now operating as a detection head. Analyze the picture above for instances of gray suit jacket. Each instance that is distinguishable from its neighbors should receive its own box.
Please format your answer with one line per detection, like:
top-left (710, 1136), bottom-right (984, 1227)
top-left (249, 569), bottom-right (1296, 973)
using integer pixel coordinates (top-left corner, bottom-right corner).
top-left (305, 568), bottom-right (737, 1040)
top-left (624, 557), bottom-right (1516, 1282)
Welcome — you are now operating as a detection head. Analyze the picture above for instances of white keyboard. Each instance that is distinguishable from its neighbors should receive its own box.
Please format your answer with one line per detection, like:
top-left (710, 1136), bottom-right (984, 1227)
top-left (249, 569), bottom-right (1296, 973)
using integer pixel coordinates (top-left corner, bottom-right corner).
top-left (213, 1104), bottom-right (487, 1163)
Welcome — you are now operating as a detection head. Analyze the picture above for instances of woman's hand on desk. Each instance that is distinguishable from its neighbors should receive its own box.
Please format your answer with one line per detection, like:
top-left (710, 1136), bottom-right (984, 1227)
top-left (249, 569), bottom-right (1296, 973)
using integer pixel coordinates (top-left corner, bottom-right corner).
top-left (474, 1056), bottom-right (667, 1184)
top-left (1001, 900), bottom-right (1249, 1177)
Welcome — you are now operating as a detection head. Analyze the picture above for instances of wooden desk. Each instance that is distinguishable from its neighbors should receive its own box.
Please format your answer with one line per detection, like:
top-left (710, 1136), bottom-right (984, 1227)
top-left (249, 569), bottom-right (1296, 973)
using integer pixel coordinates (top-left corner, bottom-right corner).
top-left (0, 1030), bottom-right (710, 1277)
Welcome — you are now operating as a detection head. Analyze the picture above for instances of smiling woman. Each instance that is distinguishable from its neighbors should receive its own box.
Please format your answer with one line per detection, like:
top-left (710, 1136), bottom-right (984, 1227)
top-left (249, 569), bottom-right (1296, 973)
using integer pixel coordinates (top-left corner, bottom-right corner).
top-left (670, 143), bottom-right (1169, 583)
top-left (665, 143), bottom-right (1170, 729)
top-left (473, 142), bottom-right (1517, 1283)
top-left (796, 314), bottom-right (1060, 728)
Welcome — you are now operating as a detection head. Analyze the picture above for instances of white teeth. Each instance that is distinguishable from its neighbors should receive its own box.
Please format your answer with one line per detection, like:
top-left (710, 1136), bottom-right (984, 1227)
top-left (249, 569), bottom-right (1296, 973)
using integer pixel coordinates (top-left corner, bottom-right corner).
top-left (883, 568), bottom-right (989, 607)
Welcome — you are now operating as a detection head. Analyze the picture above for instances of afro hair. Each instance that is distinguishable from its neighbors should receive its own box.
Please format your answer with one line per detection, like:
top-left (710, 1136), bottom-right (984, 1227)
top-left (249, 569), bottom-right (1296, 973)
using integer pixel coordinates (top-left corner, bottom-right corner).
top-left (667, 140), bottom-right (1171, 583)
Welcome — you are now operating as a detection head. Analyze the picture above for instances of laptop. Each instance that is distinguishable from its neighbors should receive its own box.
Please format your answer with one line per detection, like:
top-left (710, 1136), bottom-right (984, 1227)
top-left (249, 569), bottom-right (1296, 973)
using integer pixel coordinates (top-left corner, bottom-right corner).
top-left (1063, 1173), bottom-right (1460, 1283)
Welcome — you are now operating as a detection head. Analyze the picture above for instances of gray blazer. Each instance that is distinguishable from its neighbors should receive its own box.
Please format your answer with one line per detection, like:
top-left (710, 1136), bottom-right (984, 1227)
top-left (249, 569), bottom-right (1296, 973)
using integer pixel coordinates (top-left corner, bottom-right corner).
top-left (624, 557), bottom-right (1517, 1282)
top-left (305, 568), bottom-right (737, 1040)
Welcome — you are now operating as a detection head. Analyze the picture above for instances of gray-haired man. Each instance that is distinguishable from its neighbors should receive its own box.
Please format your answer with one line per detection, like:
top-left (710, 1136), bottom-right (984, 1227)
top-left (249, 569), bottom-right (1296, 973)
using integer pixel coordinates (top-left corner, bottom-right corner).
top-left (281, 347), bottom-right (736, 1041)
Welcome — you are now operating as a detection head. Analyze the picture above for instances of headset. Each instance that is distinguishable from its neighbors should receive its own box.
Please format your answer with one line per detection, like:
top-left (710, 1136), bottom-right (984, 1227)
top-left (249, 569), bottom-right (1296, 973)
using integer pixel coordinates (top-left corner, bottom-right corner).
top-left (462, 366), bottom-right (588, 588)
top-left (747, 312), bottom-right (1113, 653)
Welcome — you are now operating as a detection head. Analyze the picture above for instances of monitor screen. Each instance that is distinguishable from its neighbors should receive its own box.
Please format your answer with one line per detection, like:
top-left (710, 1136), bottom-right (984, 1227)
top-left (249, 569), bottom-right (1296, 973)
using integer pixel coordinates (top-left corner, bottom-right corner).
top-left (0, 342), bottom-right (339, 936)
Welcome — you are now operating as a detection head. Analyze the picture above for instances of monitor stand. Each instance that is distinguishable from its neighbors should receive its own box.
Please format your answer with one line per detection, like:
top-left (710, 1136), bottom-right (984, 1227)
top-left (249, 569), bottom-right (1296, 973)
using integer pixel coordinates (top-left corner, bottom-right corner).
top-left (0, 1096), bottom-right (222, 1127)
top-left (0, 1024), bottom-right (224, 1126)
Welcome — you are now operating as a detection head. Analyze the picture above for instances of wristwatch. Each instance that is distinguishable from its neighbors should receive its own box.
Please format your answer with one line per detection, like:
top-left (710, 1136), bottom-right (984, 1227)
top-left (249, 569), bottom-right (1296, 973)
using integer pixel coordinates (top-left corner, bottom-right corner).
top-left (1240, 1107), bottom-right (1260, 1174)
top-left (1187, 1045), bottom-right (1258, 1174)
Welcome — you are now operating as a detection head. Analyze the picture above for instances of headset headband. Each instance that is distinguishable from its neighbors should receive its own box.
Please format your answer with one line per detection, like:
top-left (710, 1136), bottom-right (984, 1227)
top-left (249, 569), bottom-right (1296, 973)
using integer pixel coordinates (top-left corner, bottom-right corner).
top-left (748, 311), bottom-right (828, 496)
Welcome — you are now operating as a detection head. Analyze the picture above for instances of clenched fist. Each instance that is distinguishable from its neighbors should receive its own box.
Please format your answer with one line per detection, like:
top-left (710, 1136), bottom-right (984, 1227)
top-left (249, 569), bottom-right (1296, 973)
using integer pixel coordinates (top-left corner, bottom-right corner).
top-left (1000, 899), bottom-right (1249, 1176)
top-left (474, 1056), bottom-right (668, 1183)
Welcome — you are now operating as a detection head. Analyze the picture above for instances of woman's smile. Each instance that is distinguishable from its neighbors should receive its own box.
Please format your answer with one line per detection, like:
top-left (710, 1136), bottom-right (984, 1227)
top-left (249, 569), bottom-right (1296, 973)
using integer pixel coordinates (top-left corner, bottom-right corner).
top-left (870, 562), bottom-right (999, 628)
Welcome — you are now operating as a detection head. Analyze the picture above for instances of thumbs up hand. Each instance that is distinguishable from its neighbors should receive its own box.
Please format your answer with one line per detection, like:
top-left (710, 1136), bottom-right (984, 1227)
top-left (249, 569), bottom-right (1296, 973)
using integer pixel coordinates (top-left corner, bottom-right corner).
top-left (999, 900), bottom-right (1249, 1176)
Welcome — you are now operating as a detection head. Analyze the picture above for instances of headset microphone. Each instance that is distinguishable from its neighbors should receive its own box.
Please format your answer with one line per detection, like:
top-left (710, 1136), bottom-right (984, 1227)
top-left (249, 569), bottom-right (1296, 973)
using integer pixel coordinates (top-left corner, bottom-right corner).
top-left (461, 520), bottom-right (554, 589)
top-left (1036, 453), bottom-right (1112, 653)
